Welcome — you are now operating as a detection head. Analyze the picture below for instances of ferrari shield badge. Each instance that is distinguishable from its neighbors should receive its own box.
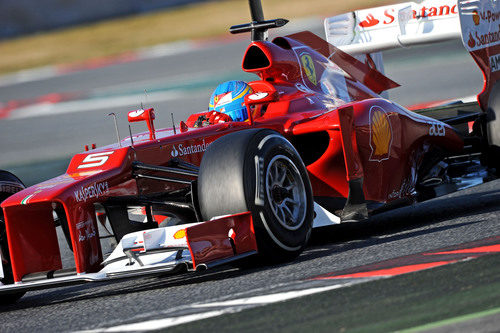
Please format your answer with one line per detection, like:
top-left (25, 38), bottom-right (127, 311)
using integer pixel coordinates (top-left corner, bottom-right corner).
top-left (300, 54), bottom-right (317, 85)
top-left (369, 106), bottom-right (393, 162)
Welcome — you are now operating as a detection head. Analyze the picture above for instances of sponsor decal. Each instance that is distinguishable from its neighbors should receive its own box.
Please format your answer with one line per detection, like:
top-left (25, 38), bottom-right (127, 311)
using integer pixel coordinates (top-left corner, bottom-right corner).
top-left (300, 54), bottom-right (317, 86)
top-left (369, 106), bottom-right (393, 162)
top-left (473, 28), bottom-right (500, 48)
top-left (472, 10), bottom-right (481, 25)
top-left (359, 3), bottom-right (457, 29)
top-left (429, 122), bottom-right (446, 136)
top-left (461, 2), bottom-right (500, 51)
top-left (170, 139), bottom-right (210, 158)
top-left (478, 9), bottom-right (500, 24)
top-left (0, 181), bottom-right (24, 194)
top-left (468, 32), bottom-right (477, 48)
top-left (490, 54), bottom-right (500, 72)
top-left (173, 229), bottom-right (186, 240)
top-left (76, 219), bottom-right (97, 242)
top-left (396, 104), bottom-right (450, 137)
top-left (74, 182), bottom-right (109, 202)
top-left (359, 14), bottom-right (379, 27)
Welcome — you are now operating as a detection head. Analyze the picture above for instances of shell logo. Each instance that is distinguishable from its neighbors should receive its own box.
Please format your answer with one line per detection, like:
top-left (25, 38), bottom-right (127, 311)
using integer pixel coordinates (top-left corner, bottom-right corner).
top-left (369, 106), bottom-right (393, 162)
top-left (472, 10), bottom-right (480, 25)
top-left (173, 229), bottom-right (186, 239)
top-left (171, 145), bottom-right (179, 157)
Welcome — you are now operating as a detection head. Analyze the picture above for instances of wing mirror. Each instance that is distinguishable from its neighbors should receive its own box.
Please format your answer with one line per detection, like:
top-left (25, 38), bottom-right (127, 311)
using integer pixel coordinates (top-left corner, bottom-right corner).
top-left (128, 108), bottom-right (156, 140)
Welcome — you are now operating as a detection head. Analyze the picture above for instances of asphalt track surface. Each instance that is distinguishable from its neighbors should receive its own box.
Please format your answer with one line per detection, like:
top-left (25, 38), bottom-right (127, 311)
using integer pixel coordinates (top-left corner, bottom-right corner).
top-left (0, 23), bottom-right (499, 332)
top-left (0, 177), bottom-right (498, 332)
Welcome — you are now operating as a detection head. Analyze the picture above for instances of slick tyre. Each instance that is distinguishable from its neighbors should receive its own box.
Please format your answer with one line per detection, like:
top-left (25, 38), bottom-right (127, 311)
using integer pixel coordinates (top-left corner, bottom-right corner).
top-left (198, 129), bottom-right (314, 262)
top-left (486, 82), bottom-right (500, 174)
top-left (0, 170), bottom-right (26, 304)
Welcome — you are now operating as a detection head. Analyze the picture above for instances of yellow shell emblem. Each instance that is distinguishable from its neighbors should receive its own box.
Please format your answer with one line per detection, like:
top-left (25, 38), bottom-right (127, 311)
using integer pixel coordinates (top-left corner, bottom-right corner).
top-left (369, 107), bottom-right (393, 161)
top-left (300, 54), bottom-right (317, 85)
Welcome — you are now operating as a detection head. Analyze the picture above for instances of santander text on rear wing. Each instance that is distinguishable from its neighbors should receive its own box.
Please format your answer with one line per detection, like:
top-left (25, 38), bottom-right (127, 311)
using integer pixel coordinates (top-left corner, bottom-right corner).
top-left (324, 0), bottom-right (500, 110)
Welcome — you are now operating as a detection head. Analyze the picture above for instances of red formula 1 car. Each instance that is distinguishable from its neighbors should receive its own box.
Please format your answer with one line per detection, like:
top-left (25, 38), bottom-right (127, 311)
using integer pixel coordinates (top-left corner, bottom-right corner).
top-left (1, 0), bottom-right (498, 303)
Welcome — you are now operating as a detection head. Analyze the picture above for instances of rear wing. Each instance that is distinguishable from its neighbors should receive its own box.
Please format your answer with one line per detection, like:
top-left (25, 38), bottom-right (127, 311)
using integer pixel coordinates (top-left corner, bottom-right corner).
top-left (325, 0), bottom-right (460, 55)
top-left (325, 0), bottom-right (500, 111)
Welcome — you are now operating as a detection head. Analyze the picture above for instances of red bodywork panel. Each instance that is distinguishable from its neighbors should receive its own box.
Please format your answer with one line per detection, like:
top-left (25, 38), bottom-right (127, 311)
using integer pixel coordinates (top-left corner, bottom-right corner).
top-left (186, 212), bottom-right (256, 269)
top-left (470, 44), bottom-right (500, 109)
top-left (1, 31), bottom-right (463, 282)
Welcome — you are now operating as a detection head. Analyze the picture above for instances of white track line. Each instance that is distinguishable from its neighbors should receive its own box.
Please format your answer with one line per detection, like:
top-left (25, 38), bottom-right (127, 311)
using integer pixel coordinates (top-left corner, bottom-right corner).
top-left (0, 42), bottom-right (196, 88)
top-left (79, 283), bottom-right (347, 332)
top-left (0, 66), bottom-right (58, 87)
top-left (7, 90), bottom-right (191, 120)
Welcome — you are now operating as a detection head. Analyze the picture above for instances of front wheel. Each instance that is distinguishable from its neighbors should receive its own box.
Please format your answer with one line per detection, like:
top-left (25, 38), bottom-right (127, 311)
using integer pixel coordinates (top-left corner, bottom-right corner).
top-left (198, 129), bottom-right (314, 262)
top-left (0, 170), bottom-right (26, 304)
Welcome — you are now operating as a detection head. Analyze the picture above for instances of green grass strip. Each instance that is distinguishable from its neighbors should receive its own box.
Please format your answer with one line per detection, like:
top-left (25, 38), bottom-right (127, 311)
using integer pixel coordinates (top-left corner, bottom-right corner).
top-left (400, 306), bottom-right (500, 332)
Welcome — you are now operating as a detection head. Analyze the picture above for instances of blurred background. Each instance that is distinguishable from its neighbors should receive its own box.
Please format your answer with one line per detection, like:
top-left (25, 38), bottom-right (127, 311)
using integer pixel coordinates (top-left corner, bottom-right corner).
top-left (0, 0), bottom-right (483, 185)
top-left (0, 0), bottom-right (215, 39)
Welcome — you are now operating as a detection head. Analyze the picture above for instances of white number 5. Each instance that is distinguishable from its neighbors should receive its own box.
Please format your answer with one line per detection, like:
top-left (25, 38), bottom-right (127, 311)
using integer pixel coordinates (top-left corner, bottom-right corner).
top-left (78, 152), bottom-right (114, 169)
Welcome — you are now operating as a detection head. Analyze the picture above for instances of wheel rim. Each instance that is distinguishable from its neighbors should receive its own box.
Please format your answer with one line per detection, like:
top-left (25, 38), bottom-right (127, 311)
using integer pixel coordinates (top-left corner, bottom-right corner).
top-left (265, 155), bottom-right (307, 231)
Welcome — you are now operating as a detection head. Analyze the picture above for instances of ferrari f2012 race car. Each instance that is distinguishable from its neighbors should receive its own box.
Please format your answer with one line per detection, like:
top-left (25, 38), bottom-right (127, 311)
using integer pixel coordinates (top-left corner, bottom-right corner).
top-left (1, 0), bottom-right (498, 304)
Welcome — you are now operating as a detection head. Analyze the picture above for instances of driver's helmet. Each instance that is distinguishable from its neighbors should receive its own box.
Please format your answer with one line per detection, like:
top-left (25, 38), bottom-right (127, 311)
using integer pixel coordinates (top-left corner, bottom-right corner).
top-left (209, 80), bottom-right (252, 122)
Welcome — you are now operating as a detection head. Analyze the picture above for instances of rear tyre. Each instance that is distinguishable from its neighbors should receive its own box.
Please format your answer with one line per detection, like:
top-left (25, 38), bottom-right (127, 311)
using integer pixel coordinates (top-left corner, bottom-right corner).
top-left (198, 129), bottom-right (314, 262)
top-left (486, 82), bottom-right (500, 175)
top-left (0, 170), bottom-right (26, 304)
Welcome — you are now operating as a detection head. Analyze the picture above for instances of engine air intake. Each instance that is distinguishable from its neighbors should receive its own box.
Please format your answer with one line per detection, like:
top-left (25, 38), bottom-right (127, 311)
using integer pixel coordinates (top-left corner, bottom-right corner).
top-left (243, 45), bottom-right (270, 70)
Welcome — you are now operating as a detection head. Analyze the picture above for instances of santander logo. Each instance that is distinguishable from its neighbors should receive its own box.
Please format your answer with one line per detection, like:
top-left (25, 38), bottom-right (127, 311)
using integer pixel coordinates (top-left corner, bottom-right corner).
top-left (170, 139), bottom-right (210, 158)
top-left (359, 3), bottom-right (458, 28)
top-left (171, 145), bottom-right (179, 157)
top-left (359, 14), bottom-right (379, 27)
top-left (468, 32), bottom-right (476, 48)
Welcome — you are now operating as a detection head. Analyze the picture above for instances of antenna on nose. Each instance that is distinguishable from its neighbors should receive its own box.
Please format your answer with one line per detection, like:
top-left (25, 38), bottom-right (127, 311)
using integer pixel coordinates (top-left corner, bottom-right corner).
top-left (249, 0), bottom-right (264, 40)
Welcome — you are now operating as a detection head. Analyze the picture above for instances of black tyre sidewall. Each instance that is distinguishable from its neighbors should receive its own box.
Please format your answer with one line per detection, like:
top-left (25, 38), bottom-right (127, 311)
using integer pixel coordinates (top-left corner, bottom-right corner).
top-left (0, 170), bottom-right (26, 304)
top-left (198, 129), bottom-right (313, 260)
top-left (243, 131), bottom-right (314, 255)
top-left (486, 82), bottom-right (500, 173)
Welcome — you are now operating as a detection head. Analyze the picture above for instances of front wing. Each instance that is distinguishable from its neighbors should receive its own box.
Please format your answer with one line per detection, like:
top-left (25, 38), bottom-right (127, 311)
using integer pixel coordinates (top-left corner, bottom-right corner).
top-left (0, 202), bottom-right (339, 295)
top-left (0, 212), bottom-right (257, 294)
